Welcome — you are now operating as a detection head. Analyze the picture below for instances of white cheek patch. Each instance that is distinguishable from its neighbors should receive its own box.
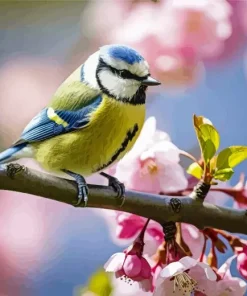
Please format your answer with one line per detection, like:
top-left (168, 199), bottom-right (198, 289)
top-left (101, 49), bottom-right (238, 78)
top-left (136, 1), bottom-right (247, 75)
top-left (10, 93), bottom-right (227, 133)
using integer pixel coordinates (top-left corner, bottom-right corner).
top-left (99, 70), bottom-right (140, 100)
top-left (83, 51), bottom-right (100, 89)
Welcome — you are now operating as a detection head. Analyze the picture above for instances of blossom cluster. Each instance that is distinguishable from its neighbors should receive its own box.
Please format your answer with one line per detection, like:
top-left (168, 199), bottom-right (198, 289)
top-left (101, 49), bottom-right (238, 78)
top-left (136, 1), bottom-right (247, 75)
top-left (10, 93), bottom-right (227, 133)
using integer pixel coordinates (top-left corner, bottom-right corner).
top-left (82, 0), bottom-right (247, 88)
top-left (84, 117), bottom-right (247, 295)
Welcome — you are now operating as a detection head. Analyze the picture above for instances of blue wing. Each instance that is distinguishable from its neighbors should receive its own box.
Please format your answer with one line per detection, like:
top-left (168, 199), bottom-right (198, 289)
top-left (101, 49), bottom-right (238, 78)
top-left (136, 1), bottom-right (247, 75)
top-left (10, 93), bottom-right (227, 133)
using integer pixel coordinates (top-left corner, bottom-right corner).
top-left (14, 95), bottom-right (102, 145)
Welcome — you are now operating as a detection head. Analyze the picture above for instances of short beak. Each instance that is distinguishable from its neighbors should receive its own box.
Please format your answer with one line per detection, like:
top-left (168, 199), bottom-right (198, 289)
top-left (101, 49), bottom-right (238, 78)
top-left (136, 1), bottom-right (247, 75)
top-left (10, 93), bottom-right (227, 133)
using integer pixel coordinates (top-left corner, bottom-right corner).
top-left (141, 76), bottom-right (161, 86)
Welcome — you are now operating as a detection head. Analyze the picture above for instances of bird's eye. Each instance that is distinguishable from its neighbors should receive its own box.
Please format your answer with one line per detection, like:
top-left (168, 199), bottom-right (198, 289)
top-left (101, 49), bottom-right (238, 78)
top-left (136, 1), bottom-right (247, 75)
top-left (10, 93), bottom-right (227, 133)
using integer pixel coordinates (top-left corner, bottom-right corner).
top-left (119, 70), bottom-right (127, 75)
top-left (118, 70), bottom-right (132, 79)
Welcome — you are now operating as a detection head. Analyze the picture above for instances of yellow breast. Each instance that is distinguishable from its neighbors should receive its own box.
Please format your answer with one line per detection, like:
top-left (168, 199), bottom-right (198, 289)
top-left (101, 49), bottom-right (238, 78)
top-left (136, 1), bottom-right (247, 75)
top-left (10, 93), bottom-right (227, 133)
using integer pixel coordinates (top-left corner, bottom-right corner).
top-left (34, 95), bottom-right (146, 175)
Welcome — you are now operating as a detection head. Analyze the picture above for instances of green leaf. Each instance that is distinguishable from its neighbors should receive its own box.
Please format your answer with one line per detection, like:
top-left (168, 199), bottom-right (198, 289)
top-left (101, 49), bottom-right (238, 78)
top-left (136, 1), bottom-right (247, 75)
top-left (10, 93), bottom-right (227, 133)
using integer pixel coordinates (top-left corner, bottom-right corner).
top-left (210, 156), bottom-right (217, 171)
top-left (187, 162), bottom-right (203, 179)
top-left (87, 269), bottom-right (113, 296)
top-left (193, 115), bottom-right (220, 164)
top-left (214, 168), bottom-right (234, 181)
top-left (193, 114), bottom-right (213, 127)
top-left (217, 146), bottom-right (247, 170)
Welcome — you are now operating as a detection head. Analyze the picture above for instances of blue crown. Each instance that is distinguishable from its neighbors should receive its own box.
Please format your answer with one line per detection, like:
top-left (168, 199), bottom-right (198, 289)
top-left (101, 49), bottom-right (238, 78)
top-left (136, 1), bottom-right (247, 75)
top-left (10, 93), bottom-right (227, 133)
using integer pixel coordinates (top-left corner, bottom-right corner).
top-left (102, 44), bottom-right (144, 65)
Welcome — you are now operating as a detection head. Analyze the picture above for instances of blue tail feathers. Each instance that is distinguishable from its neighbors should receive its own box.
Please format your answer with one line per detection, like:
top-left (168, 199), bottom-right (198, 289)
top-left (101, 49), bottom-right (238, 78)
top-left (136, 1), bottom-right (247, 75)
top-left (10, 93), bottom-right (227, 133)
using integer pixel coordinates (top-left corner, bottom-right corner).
top-left (0, 143), bottom-right (27, 164)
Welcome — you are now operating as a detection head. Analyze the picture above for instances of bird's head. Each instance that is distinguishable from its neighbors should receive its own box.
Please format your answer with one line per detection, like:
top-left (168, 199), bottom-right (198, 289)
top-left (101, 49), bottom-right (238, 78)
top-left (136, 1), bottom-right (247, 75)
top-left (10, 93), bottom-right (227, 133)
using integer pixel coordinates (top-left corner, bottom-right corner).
top-left (83, 44), bottom-right (160, 104)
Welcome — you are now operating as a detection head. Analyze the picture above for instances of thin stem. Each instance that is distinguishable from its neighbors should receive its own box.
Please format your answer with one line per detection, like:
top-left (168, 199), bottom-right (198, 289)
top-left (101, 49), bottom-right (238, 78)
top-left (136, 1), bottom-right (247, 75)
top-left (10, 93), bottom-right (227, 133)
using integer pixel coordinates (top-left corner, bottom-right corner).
top-left (138, 218), bottom-right (150, 241)
top-left (199, 235), bottom-right (207, 262)
top-left (165, 243), bottom-right (169, 265)
top-left (176, 223), bottom-right (192, 256)
top-left (152, 241), bottom-right (167, 265)
top-left (179, 150), bottom-right (202, 167)
top-left (165, 185), bottom-right (244, 199)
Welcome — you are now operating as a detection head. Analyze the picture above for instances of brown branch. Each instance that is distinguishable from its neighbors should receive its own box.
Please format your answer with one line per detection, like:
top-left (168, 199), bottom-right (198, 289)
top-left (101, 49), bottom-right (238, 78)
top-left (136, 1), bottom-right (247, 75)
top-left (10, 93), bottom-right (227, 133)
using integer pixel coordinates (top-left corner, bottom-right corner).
top-left (0, 163), bottom-right (247, 234)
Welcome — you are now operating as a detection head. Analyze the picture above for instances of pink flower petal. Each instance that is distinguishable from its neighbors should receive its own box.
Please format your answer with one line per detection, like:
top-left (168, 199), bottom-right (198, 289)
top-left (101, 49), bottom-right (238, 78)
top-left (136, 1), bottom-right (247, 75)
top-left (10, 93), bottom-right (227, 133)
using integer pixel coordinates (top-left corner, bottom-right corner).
top-left (179, 256), bottom-right (198, 269)
top-left (181, 224), bottom-right (204, 259)
top-left (188, 265), bottom-right (216, 295)
top-left (153, 129), bottom-right (171, 141)
top-left (158, 163), bottom-right (188, 193)
top-left (123, 255), bottom-right (142, 278)
top-left (118, 165), bottom-right (161, 193)
top-left (197, 262), bottom-right (217, 281)
top-left (128, 117), bottom-right (157, 159)
top-left (216, 276), bottom-right (247, 296)
top-left (116, 213), bottom-right (144, 239)
top-left (104, 252), bottom-right (125, 272)
top-left (160, 261), bottom-right (186, 278)
top-left (115, 270), bottom-right (125, 278)
top-left (138, 278), bottom-right (153, 292)
top-left (237, 251), bottom-right (247, 279)
top-left (111, 274), bottom-right (153, 296)
top-left (152, 141), bottom-right (181, 164)
top-left (140, 257), bottom-right (152, 279)
top-left (146, 224), bottom-right (164, 245)
top-left (154, 277), bottom-right (185, 296)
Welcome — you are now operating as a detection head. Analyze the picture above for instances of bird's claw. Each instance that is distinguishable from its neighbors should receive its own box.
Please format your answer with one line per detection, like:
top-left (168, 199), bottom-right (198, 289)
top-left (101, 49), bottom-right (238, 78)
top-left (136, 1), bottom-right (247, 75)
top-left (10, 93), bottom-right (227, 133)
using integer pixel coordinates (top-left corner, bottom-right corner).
top-left (74, 184), bottom-right (89, 207)
top-left (63, 169), bottom-right (89, 208)
top-left (108, 177), bottom-right (125, 206)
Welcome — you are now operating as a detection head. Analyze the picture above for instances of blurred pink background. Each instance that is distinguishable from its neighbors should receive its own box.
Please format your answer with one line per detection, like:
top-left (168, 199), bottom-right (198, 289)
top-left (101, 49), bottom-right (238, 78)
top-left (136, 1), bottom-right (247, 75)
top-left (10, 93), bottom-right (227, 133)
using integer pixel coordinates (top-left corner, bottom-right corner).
top-left (0, 1), bottom-right (247, 295)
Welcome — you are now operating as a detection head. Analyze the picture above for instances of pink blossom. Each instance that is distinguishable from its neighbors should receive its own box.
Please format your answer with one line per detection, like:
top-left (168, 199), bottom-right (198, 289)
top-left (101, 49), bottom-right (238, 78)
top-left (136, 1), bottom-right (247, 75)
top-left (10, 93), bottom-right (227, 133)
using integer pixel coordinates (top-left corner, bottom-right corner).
top-left (99, 210), bottom-right (163, 256)
top-left (156, 0), bottom-right (232, 59)
top-left (195, 255), bottom-right (247, 296)
top-left (153, 256), bottom-right (217, 296)
top-left (204, 0), bottom-right (246, 63)
top-left (116, 213), bottom-right (163, 244)
top-left (216, 255), bottom-right (247, 296)
top-left (116, 213), bottom-right (145, 240)
top-left (115, 117), bottom-right (188, 194)
top-left (81, 0), bottom-right (131, 43)
top-left (107, 0), bottom-right (232, 86)
top-left (237, 245), bottom-right (247, 280)
top-left (104, 249), bottom-right (152, 292)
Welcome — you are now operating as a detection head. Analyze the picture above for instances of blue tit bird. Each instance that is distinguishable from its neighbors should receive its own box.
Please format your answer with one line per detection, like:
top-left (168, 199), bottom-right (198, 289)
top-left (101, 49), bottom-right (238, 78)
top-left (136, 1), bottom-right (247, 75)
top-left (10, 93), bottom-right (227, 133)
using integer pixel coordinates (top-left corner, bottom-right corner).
top-left (0, 44), bottom-right (160, 206)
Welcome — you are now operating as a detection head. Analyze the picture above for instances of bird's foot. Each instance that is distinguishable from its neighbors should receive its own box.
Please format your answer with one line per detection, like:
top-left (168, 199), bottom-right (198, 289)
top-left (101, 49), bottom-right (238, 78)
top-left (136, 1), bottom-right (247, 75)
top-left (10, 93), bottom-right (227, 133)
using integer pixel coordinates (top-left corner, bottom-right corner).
top-left (100, 172), bottom-right (125, 206)
top-left (63, 170), bottom-right (88, 207)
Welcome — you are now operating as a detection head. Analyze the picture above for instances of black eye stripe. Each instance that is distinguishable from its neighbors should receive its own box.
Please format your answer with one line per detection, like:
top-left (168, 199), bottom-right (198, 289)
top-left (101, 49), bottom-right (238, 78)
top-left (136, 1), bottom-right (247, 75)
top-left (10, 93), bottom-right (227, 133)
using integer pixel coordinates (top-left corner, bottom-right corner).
top-left (98, 58), bottom-right (149, 81)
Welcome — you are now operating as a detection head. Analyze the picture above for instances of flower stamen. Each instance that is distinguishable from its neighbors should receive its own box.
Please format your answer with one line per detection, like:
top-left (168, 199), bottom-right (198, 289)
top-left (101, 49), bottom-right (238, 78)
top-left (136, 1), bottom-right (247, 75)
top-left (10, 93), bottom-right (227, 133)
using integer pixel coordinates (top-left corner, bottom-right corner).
top-left (141, 158), bottom-right (158, 175)
top-left (173, 272), bottom-right (197, 294)
top-left (120, 275), bottom-right (133, 285)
